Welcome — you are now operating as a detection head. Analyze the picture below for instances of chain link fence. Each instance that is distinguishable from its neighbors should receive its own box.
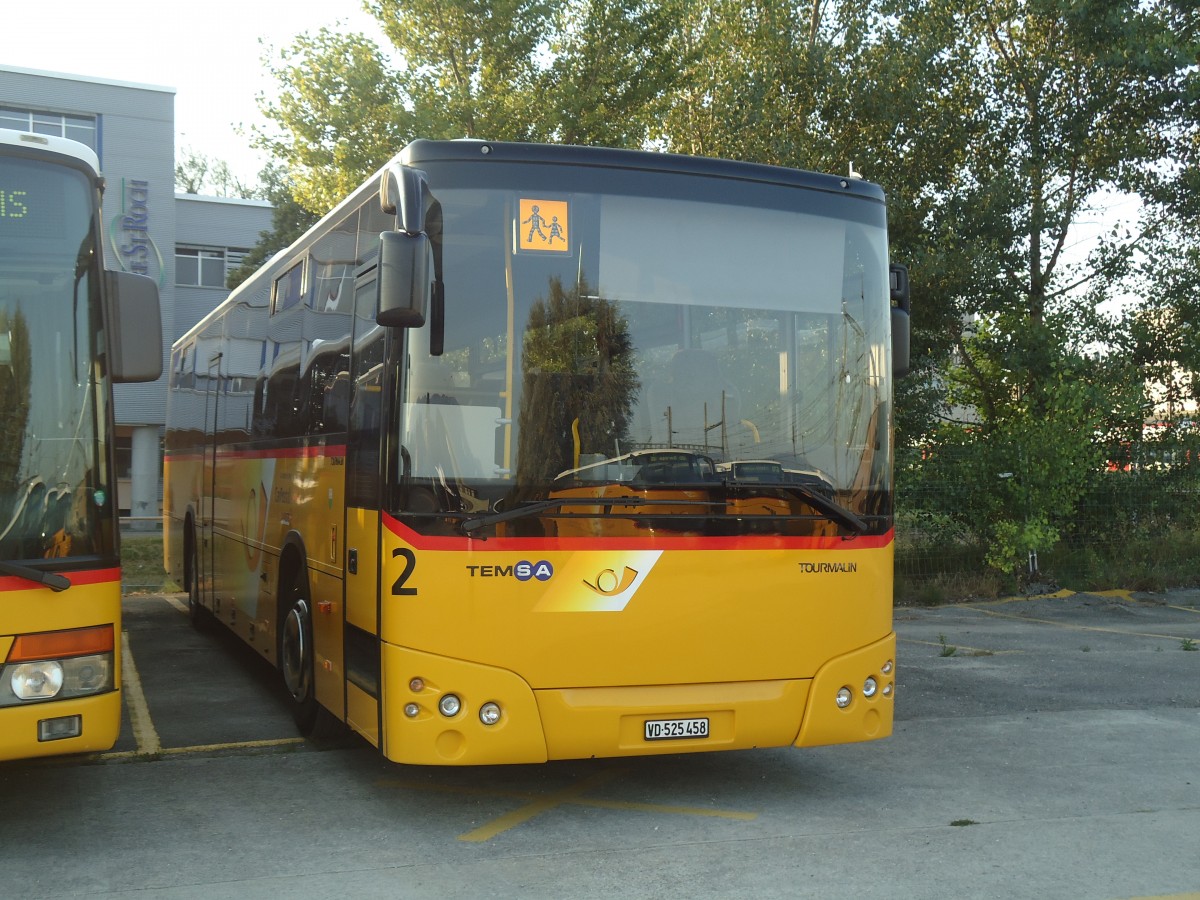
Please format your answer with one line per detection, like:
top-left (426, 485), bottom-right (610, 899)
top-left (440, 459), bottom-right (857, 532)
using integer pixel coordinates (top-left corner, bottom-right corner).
top-left (894, 434), bottom-right (1200, 600)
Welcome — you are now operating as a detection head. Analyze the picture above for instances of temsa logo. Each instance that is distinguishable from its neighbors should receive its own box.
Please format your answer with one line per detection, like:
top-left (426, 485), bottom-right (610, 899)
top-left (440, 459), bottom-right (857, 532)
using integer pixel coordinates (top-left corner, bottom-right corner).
top-left (465, 560), bottom-right (554, 581)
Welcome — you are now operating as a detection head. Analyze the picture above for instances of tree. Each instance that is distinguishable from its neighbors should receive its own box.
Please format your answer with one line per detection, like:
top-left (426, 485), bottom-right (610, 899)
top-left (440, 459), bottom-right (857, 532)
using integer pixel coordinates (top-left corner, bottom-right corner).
top-left (876, 0), bottom-right (1198, 572)
top-left (515, 276), bottom-right (638, 488)
top-left (227, 164), bottom-right (320, 289)
top-left (175, 146), bottom-right (256, 197)
top-left (547, 0), bottom-right (689, 147)
top-left (256, 28), bottom-right (413, 214)
top-left (254, 1), bottom-right (688, 214)
top-left (368, 0), bottom-right (557, 142)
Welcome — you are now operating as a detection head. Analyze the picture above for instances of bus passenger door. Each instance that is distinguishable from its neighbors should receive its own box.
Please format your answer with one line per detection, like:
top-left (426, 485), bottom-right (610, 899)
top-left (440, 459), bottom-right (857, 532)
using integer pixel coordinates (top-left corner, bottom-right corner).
top-left (341, 269), bottom-right (387, 746)
top-left (199, 352), bottom-right (221, 612)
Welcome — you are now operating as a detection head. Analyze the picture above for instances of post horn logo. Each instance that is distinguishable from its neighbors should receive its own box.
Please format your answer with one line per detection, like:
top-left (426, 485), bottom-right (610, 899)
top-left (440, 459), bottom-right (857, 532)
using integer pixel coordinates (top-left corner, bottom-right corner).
top-left (583, 566), bottom-right (639, 596)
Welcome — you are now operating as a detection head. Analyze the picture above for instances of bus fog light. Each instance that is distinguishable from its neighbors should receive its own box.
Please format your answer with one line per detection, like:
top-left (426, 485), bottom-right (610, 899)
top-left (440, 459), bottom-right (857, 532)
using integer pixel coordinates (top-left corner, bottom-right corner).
top-left (438, 694), bottom-right (462, 717)
top-left (404, 703), bottom-right (421, 718)
top-left (863, 677), bottom-right (878, 698)
top-left (883, 683), bottom-right (893, 697)
top-left (835, 687), bottom-right (853, 709)
top-left (479, 702), bottom-right (501, 726)
top-left (38, 715), bottom-right (82, 742)
top-left (12, 662), bottom-right (64, 700)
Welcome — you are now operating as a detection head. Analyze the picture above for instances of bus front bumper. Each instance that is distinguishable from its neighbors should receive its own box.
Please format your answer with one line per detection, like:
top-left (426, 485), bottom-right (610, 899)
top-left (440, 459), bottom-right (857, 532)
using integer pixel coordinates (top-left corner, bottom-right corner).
top-left (381, 636), bottom-right (894, 766)
top-left (0, 689), bottom-right (121, 762)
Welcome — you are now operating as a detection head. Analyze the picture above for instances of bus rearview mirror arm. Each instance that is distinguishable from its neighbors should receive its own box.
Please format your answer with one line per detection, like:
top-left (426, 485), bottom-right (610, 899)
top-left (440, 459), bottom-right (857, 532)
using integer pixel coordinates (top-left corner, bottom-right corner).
top-left (380, 162), bottom-right (429, 235)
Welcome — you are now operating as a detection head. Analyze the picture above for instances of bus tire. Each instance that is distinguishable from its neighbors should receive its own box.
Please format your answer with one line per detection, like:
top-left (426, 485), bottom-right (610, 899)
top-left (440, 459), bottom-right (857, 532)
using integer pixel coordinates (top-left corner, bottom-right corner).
top-left (280, 566), bottom-right (342, 741)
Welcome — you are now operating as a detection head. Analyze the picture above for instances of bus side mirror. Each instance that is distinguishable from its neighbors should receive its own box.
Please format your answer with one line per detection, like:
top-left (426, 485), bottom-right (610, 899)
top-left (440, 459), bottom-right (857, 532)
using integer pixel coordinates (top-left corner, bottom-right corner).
top-left (890, 264), bottom-right (911, 378)
top-left (376, 230), bottom-right (430, 328)
top-left (105, 270), bottom-right (163, 383)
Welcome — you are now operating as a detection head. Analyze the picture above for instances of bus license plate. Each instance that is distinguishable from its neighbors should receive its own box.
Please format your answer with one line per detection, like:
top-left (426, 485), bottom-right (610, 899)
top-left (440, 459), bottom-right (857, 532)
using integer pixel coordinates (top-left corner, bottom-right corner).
top-left (644, 717), bottom-right (709, 741)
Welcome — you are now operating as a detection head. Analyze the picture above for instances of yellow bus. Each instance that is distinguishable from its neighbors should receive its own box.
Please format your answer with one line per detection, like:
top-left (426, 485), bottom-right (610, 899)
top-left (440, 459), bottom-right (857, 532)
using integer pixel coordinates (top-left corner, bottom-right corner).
top-left (165, 140), bottom-right (910, 764)
top-left (0, 129), bottom-right (161, 761)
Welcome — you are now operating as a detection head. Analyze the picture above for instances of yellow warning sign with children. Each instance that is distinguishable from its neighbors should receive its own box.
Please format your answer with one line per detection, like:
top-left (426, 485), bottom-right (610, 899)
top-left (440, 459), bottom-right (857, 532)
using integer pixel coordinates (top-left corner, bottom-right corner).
top-left (518, 198), bottom-right (569, 252)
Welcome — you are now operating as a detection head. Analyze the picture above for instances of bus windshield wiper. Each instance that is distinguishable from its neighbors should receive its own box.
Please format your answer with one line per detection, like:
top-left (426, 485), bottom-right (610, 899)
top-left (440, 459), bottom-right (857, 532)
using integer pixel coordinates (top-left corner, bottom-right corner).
top-left (0, 560), bottom-right (71, 592)
top-left (770, 483), bottom-right (869, 535)
top-left (457, 487), bottom-right (869, 536)
top-left (458, 496), bottom-right (715, 535)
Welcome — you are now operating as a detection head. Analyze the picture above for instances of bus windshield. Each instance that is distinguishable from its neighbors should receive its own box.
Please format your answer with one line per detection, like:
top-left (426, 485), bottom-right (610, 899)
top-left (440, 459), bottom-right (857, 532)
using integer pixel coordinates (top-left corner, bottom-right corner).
top-left (0, 155), bottom-right (112, 561)
top-left (396, 173), bottom-right (892, 538)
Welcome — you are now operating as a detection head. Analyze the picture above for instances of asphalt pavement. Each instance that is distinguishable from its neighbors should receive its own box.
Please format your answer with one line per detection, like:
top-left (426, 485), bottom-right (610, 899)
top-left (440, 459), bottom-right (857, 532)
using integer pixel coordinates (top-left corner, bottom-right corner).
top-left (0, 587), bottom-right (1197, 899)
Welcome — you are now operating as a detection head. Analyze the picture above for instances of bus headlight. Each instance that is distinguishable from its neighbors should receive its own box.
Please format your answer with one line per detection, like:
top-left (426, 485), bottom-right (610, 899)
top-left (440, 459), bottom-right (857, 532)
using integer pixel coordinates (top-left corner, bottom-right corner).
top-left (4, 654), bottom-right (112, 704)
top-left (438, 694), bottom-right (462, 717)
top-left (11, 661), bottom-right (65, 700)
top-left (835, 687), bottom-right (853, 709)
top-left (863, 677), bottom-right (878, 699)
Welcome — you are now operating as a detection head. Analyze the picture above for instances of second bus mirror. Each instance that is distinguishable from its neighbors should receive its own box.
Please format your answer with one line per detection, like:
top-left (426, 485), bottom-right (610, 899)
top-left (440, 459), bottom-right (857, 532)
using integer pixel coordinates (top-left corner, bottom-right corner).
top-left (890, 264), bottom-right (911, 378)
top-left (376, 230), bottom-right (431, 328)
top-left (105, 270), bottom-right (163, 383)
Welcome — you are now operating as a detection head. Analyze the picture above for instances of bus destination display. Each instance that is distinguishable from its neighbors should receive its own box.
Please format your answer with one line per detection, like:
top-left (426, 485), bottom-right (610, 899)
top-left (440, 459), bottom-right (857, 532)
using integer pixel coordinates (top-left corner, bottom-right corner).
top-left (0, 162), bottom-right (69, 242)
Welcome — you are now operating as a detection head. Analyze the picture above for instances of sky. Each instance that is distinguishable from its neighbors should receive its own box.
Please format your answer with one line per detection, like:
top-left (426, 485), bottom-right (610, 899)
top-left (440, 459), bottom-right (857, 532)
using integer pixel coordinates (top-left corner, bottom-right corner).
top-left (5, 0), bottom-right (387, 187)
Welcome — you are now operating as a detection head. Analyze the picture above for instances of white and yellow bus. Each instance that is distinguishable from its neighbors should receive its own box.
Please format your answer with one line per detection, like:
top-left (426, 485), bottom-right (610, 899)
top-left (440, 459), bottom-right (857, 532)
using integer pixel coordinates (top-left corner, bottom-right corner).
top-left (165, 140), bottom-right (910, 765)
top-left (0, 129), bottom-right (161, 761)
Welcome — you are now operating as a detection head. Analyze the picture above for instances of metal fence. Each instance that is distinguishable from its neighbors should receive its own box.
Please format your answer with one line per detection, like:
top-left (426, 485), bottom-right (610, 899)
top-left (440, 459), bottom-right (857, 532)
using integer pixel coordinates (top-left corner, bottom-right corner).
top-left (894, 436), bottom-right (1200, 596)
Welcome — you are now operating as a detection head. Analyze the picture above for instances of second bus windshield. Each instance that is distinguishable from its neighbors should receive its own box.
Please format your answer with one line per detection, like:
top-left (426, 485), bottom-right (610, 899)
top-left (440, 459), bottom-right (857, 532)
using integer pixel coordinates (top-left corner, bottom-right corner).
top-left (0, 155), bottom-right (111, 562)
top-left (397, 177), bottom-right (891, 535)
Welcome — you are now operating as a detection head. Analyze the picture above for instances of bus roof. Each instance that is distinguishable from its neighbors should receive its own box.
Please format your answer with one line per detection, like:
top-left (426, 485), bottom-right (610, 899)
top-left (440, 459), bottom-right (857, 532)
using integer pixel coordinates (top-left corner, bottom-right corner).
top-left (175, 138), bottom-right (888, 346)
top-left (399, 139), bottom-right (887, 204)
top-left (0, 128), bottom-right (99, 174)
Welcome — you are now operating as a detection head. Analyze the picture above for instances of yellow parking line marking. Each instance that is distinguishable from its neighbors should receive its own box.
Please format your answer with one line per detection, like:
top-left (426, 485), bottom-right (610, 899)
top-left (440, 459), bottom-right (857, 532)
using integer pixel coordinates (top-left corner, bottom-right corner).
top-left (571, 796), bottom-right (758, 820)
top-left (120, 631), bottom-right (161, 756)
top-left (164, 595), bottom-right (188, 614)
top-left (960, 604), bottom-right (1192, 642)
top-left (1165, 604), bottom-right (1200, 616)
top-left (981, 589), bottom-right (1200, 617)
top-left (99, 737), bottom-right (305, 761)
top-left (457, 766), bottom-right (625, 842)
top-left (378, 767), bottom-right (757, 842)
top-left (898, 637), bottom-right (1016, 656)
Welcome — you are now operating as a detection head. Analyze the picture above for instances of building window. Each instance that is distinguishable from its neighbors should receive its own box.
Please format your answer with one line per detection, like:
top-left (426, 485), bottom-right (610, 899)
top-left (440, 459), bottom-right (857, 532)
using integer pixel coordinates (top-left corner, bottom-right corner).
top-left (0, 106), bottom-right (97, 149)
top-left (114, 434), bottom-right (132, 481)
top-left (176, 247), bottom-right (227, 287)
top-left (175, 246), bottom-right (251, 288)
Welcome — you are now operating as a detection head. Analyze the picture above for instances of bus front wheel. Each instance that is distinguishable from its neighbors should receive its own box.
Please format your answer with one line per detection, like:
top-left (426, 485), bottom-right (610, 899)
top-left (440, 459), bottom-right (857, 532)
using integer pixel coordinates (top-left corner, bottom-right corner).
top-left (279, 567), bottom-right (343, 741)
top-left (281, 569), bottom-right (318, 734)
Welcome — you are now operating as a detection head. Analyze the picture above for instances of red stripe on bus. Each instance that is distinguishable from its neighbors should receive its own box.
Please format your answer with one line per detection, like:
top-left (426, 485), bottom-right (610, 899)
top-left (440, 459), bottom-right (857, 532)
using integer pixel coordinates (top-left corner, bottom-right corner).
top-left (0, 567), bottom-right (121, 593)
top-left (382, 513), bottom-right (893, 552)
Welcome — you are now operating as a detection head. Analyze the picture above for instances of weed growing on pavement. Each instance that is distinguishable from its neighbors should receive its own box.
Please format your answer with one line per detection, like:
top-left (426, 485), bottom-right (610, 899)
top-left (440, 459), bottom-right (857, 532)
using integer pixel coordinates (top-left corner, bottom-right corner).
top-left (120, 535), bottom-right (179, 593)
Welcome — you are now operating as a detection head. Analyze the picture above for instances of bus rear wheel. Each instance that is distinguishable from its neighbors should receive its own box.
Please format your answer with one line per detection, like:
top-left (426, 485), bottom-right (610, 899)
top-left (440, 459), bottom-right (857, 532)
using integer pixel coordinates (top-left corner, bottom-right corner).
top-left (187, 527), bottom-right (214, 633)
